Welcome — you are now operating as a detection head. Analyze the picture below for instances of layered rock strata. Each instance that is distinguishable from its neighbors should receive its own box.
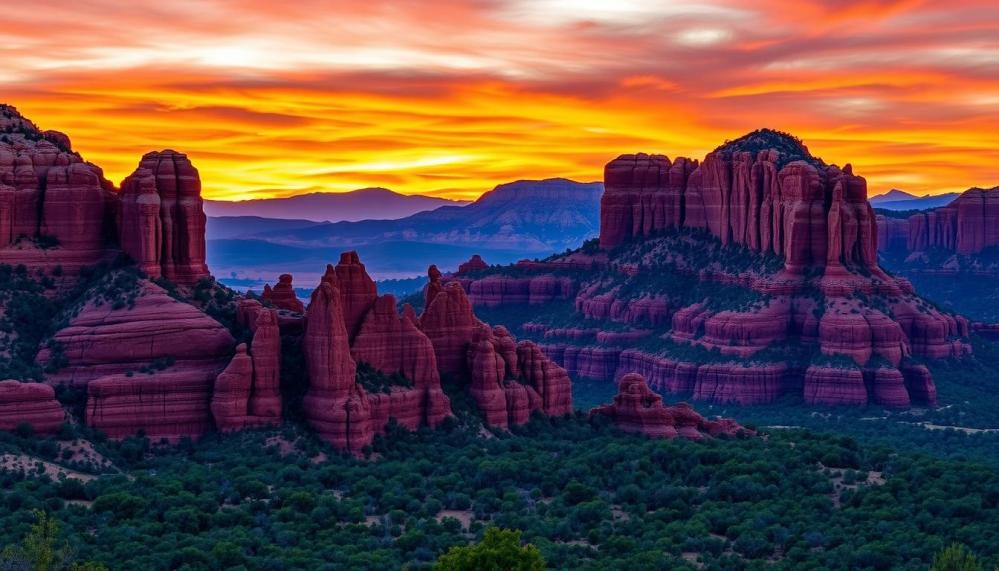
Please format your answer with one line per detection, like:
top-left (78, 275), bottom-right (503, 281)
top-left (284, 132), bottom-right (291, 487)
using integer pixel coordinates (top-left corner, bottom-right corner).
top-left (119, 150), bottom-right (210, 285)
top-left (0, 381), bottom-right (64, 434)
top-left (591, 373), bottom-right (751, 439)
top-left (455, 130), bottom-right (969, 408)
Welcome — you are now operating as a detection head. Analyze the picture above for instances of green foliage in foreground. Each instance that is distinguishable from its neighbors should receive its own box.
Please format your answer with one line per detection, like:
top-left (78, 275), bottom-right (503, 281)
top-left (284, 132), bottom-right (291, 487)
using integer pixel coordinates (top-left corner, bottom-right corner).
top-left (930, 543), bottom-right (987, 571)
top-left (1, 416), bottom-right (998, 570)
top-left (434, 527), bottom-right (544, 571)
top-left (0, 510), bottom-right (106, 570)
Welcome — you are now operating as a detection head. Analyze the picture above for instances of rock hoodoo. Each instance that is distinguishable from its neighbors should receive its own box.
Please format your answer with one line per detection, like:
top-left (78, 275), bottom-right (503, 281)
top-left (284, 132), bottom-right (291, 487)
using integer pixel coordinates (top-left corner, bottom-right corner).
top-left (119, 150), bottom-right (210, 285)
top-left (297, 253), bottom-right (573, 453)
top-left (591, 373), bottom-right (750, 440)
top-left (261, 274), bottom-right (305, 313)
top-left (302, 275), bottom-right (371, 453)
top-left (453, 130), bottom-right (971, 408)
top-left (212, 309), bottom-right (282, 430)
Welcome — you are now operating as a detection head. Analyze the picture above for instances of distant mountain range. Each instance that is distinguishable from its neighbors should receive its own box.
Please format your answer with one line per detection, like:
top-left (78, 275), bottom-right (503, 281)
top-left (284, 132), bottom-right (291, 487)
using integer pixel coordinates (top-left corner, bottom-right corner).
top-left (207, 178), bottom-right (603, 282)
top-left (869, 189), bottom-right (960, 211)
top-left (204, 187), bottom-right (467, 222)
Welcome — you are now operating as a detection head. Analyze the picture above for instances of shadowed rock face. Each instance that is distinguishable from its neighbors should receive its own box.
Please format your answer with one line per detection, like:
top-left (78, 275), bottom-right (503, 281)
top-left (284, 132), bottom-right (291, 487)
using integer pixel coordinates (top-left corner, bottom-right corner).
top-left (456, 131), bottom-right (971, 409)
top-left (591, 373), bottom-right (751, 440)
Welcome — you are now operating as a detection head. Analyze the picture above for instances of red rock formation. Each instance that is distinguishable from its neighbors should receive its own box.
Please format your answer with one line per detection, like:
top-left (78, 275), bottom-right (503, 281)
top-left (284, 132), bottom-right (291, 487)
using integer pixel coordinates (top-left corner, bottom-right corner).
top-left (463, 326), bottom-right (573, 428)
top-left (38, 280), bottom-right (236, 386)
top-left (248, 310), bottom-right (282, 418)
top-left (457, 254), bottom-right (489, 274)
top-left (351, 294), bottom-right (450, 428)
top-left (32, 279), bottom-right (234, 441)
top-left (468, 332), bottom-right (518, 427)
top-left (876, 187), bottom-right (999, 258)
top-left (118, 150), bottom-right (209, 285)
top-left (599, 133), bottom-right (879, 276)
top-left (335, 251), bottom-right (377, 341)
top-left (86, 367), bottom-right (218, 442)
top-left (425, 264), bottom-right (444, 307)
top-left (211, 345), bottom-right (255, 431)
top-left (0, 105), bottom-right (116, 275)
top-left (903, 187), bottom-right (999, 255)
top-left (420, 282), bottom-right (482, 375)
top-left (803, 365), bottom-right (867, 406)
top-left (0, 381), bottom-right (64, 434)
top-left (211, 309), bottom-right (283, 430)
top-left (591, 373), bottom-right (750, 440)
top-left (302, 279), bottom-right (372, 453)
top-left (262, 274), bottom-right (305, 313)
top-left (457, 131), bottom-right (971, 409)
top-left (466, 275), bottom-right (576, 307)
top-left (875, 215), bottom-right (909, 253)
top-left (516, 341), bottom-right (573, 416)
top-left (901, 364), bottom-right (937, 406)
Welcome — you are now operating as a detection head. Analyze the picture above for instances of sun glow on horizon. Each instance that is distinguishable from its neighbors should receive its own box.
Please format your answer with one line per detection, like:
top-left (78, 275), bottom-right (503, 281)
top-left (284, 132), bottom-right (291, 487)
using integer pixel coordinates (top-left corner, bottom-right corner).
top-left (3, 0), bottom-right (997, 201)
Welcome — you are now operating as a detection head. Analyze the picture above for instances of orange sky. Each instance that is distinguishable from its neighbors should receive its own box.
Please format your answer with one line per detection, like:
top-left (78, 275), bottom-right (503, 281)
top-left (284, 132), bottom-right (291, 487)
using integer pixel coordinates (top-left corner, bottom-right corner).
top-left (3, 0), bottom-right (998, 200)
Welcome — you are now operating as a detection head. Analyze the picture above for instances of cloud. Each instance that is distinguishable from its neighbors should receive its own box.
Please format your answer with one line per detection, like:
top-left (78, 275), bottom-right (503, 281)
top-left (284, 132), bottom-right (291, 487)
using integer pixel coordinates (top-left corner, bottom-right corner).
top-left (0, 0), bottom-right (996, 199)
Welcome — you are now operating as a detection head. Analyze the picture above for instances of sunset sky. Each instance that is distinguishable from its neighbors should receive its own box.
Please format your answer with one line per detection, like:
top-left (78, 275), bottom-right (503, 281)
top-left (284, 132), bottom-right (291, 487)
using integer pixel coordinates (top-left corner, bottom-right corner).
top-left (3, 0), bottom-right (997, 201)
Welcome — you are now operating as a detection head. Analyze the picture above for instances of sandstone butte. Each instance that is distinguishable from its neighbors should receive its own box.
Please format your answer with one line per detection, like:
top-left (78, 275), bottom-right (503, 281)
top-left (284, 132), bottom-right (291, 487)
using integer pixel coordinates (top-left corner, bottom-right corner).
top-left (592, 373), bottom-right (750, 440)
top-left (452, 129), bottom-right (972, 409)
top-left (876, 186), bottom-right (999, 257)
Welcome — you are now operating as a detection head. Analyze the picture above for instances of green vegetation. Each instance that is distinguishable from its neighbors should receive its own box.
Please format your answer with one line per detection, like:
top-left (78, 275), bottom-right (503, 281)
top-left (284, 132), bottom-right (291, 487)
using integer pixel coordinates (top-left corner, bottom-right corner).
top-left (714, 128), bottom-right (825, 169)
top-left (0, 510), bottom-right (106, 571)
top-left (873, 207), bottom-right (922, 220)
top-left (434, 527), bottom-right (544, 570)
top-left (1, 415), bottom-right (998, 569)
top-left (930, 543), bottom-right (986, 571)
top-left (356, 361), bottom-right (414, 394)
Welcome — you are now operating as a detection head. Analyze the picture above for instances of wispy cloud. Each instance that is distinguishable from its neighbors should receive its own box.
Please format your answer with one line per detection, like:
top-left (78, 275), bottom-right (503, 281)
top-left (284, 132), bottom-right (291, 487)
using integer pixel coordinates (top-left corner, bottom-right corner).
top-left (1, 0), bottom-right (996, 199)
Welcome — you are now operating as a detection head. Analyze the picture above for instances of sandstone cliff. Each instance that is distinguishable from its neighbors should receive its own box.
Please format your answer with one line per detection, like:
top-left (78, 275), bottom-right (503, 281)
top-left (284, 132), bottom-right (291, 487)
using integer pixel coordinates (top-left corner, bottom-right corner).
top-left (458, 130), bottom-right (971, 408)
